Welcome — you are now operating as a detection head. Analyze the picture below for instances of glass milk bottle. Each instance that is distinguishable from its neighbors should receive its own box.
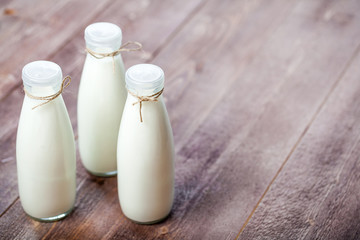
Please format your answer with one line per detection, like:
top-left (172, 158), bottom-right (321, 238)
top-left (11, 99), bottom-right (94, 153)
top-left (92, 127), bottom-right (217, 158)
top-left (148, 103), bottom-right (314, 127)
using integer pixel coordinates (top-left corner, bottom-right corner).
top-left (78, 22), bottom-right (127, 176)
top-left (16, 61), bottom-right (76, 221)
top-left (117, 64), bottom-right (174, 224)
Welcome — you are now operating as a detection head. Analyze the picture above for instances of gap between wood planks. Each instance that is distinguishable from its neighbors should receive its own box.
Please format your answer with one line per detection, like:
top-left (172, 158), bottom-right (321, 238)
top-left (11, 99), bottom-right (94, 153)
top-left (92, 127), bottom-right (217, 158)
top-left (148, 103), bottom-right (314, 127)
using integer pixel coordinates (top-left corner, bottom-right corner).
top-left (235, 40), bottom-right (360, 240)
top-left (301, 118), bottom-right (360, 239)
top-left (0, 196), bottom-right (19, 218)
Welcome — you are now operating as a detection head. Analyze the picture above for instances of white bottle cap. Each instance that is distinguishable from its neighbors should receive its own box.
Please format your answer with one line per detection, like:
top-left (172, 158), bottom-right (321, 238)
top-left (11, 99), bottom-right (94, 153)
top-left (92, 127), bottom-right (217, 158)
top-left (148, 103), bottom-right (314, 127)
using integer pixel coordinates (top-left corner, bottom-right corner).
top-left (126, 64), bottom-right (164, 93)
top-left (22, 60), bottom-right (62, 87)
top-left (85, 22), bottom-right (122, 51)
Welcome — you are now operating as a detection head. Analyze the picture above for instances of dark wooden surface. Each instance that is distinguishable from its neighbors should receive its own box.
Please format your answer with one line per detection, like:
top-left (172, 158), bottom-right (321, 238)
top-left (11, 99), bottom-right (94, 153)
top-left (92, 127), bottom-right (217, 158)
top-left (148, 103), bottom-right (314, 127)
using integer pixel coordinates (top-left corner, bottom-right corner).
top-left (1, 0), bottom-right (360, 239)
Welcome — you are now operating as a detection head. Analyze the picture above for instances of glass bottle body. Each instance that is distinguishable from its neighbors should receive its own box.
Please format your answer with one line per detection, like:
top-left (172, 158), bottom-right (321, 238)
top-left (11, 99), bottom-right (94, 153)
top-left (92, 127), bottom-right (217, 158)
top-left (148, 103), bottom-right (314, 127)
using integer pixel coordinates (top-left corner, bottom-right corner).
top-left (17, 84), bottom-right (76, 221)
top-left (78, 53), bottom-right (126, 176)
top-left (117, 90), bottom-right (174, 224)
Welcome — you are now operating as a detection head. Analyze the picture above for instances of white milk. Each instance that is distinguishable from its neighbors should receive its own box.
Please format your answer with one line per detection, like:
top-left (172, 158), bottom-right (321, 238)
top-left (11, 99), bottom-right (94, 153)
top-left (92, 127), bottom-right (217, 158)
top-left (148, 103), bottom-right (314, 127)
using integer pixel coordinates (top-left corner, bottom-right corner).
top-left (117, 64), bottom-right (174, 224)
top-left (78, 22), bottom-right (127, 176)
top-left (17, 61), bottom-right (76, 221)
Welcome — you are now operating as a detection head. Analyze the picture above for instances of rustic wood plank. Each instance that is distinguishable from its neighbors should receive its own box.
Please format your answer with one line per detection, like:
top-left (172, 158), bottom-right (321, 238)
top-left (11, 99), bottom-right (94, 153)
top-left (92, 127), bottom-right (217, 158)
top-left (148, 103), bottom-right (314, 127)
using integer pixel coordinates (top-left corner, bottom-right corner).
top-left (10, 0), bottom-right (357, 238)
top-left (238, 38), bottom-right (360, 240)
top-left (2, 0), bottom-right (360, 239)
top-left (0, 0), bottom-right (114, 213)
top-left (0, 0), bottom-right (205, 214)
top-left (65, 1), bottom-right (302, 238)
top-left (0, 0), bottom-right (117, 101)
top-left (1, 0), bottom-right (297, 238)
top-left (164, 0), bottom-right (360, 238)
top-left (155, 0), bottom-right (360, 239)
top-left (0, 0), bottom-right (205, 238)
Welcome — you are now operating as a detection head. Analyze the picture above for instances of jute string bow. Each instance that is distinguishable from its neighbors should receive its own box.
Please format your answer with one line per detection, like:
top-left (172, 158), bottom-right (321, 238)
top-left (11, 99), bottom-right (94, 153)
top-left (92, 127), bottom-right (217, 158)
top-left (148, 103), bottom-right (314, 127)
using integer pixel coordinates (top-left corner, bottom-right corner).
top-left (24, 76), bottom-right (71, 110)
top-left (85, 41), bottom-right (142, 71)
top-left (128, 88), bottom-right (164, 123)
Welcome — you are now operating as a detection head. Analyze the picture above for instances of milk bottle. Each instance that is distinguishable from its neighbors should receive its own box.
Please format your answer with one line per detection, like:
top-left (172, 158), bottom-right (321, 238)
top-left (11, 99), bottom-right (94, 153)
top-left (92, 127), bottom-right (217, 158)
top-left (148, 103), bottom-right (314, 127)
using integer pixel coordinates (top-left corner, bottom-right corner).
top-left (78, 22), bottom-right (127, 176)
top-left (17, 60), bottom-right (76, 221)
top-left (117, 64), bottom-right (174, 224)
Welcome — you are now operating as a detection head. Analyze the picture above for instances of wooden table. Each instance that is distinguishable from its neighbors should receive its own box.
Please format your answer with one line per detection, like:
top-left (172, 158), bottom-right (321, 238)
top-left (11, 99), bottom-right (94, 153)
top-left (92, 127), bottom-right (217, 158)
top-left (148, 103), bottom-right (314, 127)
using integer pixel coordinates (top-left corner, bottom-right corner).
top-left (1, 0), bottom-right (360, 239)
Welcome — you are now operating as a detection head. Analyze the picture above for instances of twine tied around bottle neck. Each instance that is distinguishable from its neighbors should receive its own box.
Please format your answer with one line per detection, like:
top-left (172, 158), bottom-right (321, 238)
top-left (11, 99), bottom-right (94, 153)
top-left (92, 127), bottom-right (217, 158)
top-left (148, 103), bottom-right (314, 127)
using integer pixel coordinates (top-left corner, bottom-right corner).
top-left (85, 41), bottom-right (142, 72)
top-left (24, 76), bottom-right (71, 110)
top-left (128, 88), bottom-right (164, 123)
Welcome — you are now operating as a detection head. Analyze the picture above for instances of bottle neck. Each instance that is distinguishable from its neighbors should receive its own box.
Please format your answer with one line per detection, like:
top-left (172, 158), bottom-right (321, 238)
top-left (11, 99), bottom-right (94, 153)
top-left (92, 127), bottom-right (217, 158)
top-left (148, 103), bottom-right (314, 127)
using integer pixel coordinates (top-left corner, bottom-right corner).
top-left (127, 92), bottom-right (164, 106)
top-left (86, 42), bottom-right (121, 54)
top-left (24, 83), bottom-right (60, 97)
top-left (126, 86), bottom-right (164, 97)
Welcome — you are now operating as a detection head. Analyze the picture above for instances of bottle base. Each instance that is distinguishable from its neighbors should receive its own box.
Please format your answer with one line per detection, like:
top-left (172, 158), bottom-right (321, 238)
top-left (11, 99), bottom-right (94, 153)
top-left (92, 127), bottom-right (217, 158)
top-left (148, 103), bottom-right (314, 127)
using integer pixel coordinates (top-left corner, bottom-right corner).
top-left (124, 212), bottom-right (171, 225)
top-left (87, 169), bottom-right (117, 177)
top-left (27, 207), bottom-right (74, 222)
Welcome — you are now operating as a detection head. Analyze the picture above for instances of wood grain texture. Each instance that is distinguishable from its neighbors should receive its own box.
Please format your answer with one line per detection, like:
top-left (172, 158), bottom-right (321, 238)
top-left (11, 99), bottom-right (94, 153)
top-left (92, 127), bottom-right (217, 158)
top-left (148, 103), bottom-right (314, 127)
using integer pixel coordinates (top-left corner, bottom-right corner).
top-left (1, 0), bottom-right (360, 239)
top-left (158, 0), bottom-right (360, 239)
top-left (239, 45), bottom-right (360, 240)
top-left (0, 0), bottom-right (116, 100)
